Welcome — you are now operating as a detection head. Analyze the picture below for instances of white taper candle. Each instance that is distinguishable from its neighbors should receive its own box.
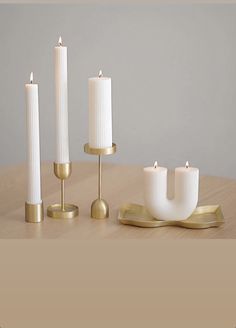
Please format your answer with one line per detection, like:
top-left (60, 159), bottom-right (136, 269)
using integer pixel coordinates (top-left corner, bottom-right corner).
top-left (55, 36), bottom-right (69, 163)
top-left (25, 72), bottom-right (42, 204)
top-left (89, 70), bottom-right (112, 148)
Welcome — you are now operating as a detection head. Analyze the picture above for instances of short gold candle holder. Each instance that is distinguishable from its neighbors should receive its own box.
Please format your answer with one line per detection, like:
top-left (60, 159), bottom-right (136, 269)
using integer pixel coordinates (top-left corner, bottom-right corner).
top-left (47, 162), bottom-right (79, 219)
top-left (25, 202), bottom-right (44, 223)
top-left (84, 143), bottom-right (117, 219)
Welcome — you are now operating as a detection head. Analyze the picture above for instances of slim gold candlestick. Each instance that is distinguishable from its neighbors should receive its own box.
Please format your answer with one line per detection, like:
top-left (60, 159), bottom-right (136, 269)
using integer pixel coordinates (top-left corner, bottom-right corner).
top-left (84, 143), bottom-right (116, 219)
top-left (47, 162), bottom-right (79, 219)
top-left (25, 202), bottom-right (44, 223)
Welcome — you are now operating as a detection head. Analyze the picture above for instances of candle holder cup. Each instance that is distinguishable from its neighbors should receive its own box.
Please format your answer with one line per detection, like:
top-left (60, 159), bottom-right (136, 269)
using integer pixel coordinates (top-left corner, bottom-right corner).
top-left (47, 162), bottom-right (79, 219)
top-left (25, 202), bottom-right (44, 223)
top-left (84, 143), bottom-right (116, 219)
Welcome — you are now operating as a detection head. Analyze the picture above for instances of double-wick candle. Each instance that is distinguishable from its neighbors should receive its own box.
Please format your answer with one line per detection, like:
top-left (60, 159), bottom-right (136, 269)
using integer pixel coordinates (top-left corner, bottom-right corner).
top-left (144, 161), bottom-right (199, 221)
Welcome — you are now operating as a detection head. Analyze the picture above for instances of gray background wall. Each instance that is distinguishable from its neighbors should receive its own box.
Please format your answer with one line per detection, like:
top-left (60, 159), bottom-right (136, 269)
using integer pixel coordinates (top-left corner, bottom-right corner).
top-left (0, 4), bottom-right (235, 178)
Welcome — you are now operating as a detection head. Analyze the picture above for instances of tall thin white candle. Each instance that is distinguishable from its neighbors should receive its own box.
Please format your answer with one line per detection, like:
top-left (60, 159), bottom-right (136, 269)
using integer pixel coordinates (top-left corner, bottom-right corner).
top-left (25, 72), bottom-right (42, 204)
top-left (89, 70), bottom-right (112, 149)
top-left (55, 36), bottom-right (69, 163)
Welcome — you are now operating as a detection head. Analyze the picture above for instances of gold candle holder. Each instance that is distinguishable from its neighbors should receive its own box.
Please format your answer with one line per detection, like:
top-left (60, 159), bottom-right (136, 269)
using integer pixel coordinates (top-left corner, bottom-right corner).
top-left (25, 202), bottom-right (44, 223)
top-left (84, 143), bottom-right (117, 219)
top-left (47, 162), bottom-right (79, 219)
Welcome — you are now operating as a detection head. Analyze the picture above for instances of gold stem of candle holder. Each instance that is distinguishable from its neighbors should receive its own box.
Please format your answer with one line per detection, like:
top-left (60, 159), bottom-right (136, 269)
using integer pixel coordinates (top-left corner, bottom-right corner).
top-left (84, 143), bottom-right (117, 219)
top-left (61, 179), bottom-right (65, 211)
top-left (25, 202), bottom-right (44, 223)
top-left (98, 155), bottom-right (101, 199)
top-left (47, 162), bottom-right (79, 219)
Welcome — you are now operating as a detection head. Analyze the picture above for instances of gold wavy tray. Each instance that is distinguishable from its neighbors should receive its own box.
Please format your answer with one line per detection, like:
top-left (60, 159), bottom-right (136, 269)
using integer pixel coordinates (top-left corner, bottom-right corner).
top-left (118, 204), bottom-right (224, 229)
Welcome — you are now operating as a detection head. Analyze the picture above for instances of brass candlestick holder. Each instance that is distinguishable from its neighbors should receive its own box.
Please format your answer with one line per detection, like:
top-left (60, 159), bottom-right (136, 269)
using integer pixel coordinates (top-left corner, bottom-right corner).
top-left (47, 162), bottom-right (79, 219)
top-left (25, 202), bottom-right (44, 223)
top-left (84, 143), bottom-right (117, 219)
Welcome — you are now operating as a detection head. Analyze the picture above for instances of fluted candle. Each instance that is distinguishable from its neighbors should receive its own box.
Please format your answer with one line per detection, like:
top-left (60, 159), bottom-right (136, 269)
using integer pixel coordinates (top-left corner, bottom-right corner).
top-left (25, 72), bottom-right (42, 204)
top-left (89, 70), bottom-right (112, 149)
top-left (54, 36), bottom-right (69, 163)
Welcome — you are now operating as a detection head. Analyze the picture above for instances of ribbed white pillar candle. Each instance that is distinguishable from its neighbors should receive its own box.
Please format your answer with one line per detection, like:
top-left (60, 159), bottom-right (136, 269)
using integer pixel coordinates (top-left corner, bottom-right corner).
top-left (25, 72), bottom-right (42, 204)
top-left (89, 70), bottom-right (112, 149)
top-left (54, 36), bottom-right (69, 163)
top-left (144, 162), bottom-right (199, 221)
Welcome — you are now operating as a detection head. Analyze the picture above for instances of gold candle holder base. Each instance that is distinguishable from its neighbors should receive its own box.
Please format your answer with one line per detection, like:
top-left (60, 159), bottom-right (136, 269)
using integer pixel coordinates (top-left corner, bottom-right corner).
top-left (47, 203), bottom-right (78, 219)
top-left (47, 162), bottom-right (79, 219)
top-left (84, 143), bottom-right (116, 219)
top-left (25, 202), bottom-right (44, 223)
top-left (91, 199), bottom-right (109, 219)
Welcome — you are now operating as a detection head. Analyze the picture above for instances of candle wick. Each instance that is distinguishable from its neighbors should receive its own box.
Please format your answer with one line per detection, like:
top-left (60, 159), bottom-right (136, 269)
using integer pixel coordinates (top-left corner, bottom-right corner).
top-left (154, 161), bottom-right (158, 169)
top-left (98, 70), bottom-right (103, 78)
top-left (185, 161), bottom-right (189, 169)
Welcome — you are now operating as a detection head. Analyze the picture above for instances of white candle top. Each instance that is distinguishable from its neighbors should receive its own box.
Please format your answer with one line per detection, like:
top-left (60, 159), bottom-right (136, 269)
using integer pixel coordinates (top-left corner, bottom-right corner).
top-left (89, 76), bottom-right (111, 81)
top-left (89, 70), bottom-right (110, 81)
top-left (176, 162), bottom-right (199, 172)
top-left (144, 161), bottom-right (167, 172)
top-left (25, 72), bottom-right (37, 86)
top-left (144, 166), bottom-right (167, 172)
top-left (176, 167), bottom-right (199, 172)
top-left (55, 36), bottom-right (66, 48)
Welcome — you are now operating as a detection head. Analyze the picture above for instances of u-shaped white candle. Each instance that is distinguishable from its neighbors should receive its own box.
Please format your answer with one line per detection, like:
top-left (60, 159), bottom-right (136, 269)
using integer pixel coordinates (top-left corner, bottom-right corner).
top-left (144, 161), bottom-right (199, 221)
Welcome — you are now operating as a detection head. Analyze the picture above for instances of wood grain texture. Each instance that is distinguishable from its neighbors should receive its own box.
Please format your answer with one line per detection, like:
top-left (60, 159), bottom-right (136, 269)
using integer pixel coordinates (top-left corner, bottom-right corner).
top-left (0, 162), bottom-right (235, 239)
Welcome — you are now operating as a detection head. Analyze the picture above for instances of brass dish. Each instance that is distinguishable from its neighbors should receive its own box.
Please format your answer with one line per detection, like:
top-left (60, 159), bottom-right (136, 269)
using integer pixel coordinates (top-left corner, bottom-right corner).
top-left (118, 203), bottom-right (224, 229)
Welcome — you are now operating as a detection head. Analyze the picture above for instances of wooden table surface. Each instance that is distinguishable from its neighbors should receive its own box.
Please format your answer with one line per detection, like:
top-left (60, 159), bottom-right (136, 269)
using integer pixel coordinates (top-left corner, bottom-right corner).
top-left (0, 162), bottom-right (235, 239)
